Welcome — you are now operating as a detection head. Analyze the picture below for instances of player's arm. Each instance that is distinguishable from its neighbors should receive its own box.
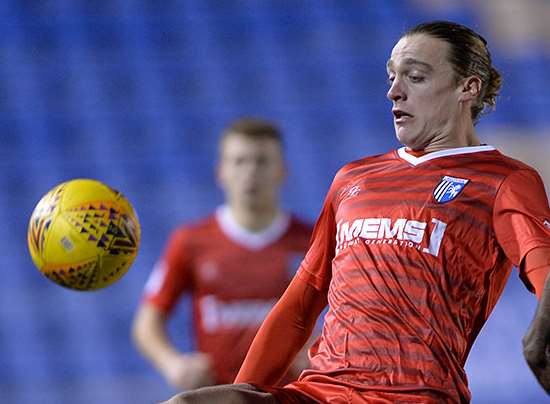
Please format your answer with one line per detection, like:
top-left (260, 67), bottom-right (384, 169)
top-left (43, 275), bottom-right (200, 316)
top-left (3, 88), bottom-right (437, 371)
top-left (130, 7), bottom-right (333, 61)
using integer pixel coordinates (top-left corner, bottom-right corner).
top-left (522, 247), bottom-right (550, 395)
top-left (132, 227), bottom-right (214, 390)
top-left (236, 166), bottom-right (343, 386)
top-left (132, 302), bottom-right (213, 390)
top-left (235, 275), bottom-right (327, 386)
top-left (493, 169), bottom-right (550, 394)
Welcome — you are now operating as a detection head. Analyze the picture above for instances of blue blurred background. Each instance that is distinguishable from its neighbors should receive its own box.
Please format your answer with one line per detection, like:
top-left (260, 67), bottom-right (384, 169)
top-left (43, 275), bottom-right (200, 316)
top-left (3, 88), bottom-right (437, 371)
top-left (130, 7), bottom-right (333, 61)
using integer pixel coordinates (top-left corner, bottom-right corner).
top-left (2, 1), bottom-right (550, 403)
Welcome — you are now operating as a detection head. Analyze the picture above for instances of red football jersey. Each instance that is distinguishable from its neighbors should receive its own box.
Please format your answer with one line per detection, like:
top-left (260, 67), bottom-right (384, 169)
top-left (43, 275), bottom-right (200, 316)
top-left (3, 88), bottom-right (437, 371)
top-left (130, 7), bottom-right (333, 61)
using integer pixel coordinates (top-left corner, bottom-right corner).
top-left (143, 206), bottom-right (312, 384)
top-left (294, 146), bottom-right (550, 403)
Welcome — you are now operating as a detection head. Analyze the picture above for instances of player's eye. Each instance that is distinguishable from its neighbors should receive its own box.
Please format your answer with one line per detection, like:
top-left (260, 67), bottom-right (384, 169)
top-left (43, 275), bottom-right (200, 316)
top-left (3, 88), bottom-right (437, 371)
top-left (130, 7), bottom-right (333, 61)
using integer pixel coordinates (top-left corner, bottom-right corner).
top-left (387, 75), bottom-right (395, 85)
top-left (234, 157), bottom-right (246, 166)
top-left (409, 75), bottom-right (424, 83)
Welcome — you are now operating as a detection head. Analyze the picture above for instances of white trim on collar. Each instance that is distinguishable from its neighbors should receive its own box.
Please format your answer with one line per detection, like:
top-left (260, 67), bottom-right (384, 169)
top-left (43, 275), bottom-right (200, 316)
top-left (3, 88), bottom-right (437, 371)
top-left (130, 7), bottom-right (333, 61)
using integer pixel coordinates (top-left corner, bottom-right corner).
top-left (397, 145), bottom-right (496, 166)
top-left (216, 205), bottom-right (291, 250)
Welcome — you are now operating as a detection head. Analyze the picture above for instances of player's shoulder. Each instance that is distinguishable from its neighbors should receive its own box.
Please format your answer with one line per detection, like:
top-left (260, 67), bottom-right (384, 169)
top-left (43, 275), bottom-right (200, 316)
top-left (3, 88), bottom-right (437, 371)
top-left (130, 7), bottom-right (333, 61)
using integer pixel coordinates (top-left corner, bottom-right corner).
top-left (482, 149), bottom-right (543, 180)
top-left (482, 148), bottom-right (533, 168)
top-left (168, 212), bottom-right (219, 241)
top-left (333, 150), bottom-right (396, 182)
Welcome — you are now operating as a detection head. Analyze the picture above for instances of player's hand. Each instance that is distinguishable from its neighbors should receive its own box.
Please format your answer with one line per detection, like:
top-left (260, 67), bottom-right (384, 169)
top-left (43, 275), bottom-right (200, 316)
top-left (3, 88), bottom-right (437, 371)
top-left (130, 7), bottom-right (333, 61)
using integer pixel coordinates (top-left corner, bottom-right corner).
top-left (522, 325), bottom-right (550, 395)
top-left (160, 352), bottom-right (214, 391)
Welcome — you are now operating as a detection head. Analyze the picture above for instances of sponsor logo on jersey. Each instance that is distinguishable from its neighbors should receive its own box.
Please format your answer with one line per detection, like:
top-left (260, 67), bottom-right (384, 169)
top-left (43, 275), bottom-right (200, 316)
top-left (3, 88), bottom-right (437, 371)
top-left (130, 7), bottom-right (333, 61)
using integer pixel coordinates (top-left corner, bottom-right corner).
top-left (544, 219), bottom-right (550, 231)
top-left (200, 295), bottom-right (277, 332)
top-left (433, 176), bottom-right (469, 203)
top-left (336, 217), bottom-right (448, 257)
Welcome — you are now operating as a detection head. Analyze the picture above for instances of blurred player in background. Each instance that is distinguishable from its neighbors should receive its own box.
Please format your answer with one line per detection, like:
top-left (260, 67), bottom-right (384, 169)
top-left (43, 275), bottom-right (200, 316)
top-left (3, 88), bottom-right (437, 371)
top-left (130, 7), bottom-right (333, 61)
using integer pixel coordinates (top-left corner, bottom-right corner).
top-left (132, 118), bottom-right (313, 390)
top-left (161, 20), bottom-right (550, 403)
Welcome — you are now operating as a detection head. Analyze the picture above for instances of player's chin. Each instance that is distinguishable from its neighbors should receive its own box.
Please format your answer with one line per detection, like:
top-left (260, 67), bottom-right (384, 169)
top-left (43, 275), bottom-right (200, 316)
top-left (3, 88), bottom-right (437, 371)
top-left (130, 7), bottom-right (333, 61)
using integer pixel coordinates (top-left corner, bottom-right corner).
top-left (395, 128), bottom-right (417, 148)
top-left (240, 193), bottom-right (262, 207)
top-left (241, 189), bottom-right (260, 203)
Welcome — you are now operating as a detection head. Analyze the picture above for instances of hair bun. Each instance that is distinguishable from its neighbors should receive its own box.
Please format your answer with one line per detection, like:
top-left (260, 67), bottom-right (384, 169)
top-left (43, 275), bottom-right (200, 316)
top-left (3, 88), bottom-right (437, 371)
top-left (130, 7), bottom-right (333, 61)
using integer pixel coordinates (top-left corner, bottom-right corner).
top-left (483, 66), bottom-right (502, 109)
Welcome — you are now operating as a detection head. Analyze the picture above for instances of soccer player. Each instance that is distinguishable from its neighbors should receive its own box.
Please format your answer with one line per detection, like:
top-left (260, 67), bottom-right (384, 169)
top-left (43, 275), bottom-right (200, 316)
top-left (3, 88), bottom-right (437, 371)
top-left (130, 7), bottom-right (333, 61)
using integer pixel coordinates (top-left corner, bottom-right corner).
top-left (132, 118), bottom-right (313, 390)
top-left (161, 21), bottom-right (550, 403)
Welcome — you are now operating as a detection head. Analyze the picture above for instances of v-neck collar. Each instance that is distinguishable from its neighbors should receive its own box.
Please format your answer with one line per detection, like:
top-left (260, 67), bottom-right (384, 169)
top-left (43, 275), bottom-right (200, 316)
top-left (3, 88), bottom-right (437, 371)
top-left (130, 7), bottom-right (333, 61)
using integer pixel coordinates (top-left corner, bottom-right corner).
top-left (397, 145), bottom-right (496, 166)
top-left (216, 205), bottom-right (290, 250)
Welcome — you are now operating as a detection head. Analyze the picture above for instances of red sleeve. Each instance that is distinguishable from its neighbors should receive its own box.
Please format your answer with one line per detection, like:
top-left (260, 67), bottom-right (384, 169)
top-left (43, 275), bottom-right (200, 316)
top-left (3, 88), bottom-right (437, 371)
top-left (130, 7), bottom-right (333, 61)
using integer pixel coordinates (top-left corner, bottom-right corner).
top-left (296, 170), bottom-right (347, 292)
top-left (235, 275), bottom-right (327, 386)
top-left (142, 228), bottom-right (194, 314)
top-left (494, 169), bottom-right (550, 291)
top-left (524, 247), bottom-right (550, 300)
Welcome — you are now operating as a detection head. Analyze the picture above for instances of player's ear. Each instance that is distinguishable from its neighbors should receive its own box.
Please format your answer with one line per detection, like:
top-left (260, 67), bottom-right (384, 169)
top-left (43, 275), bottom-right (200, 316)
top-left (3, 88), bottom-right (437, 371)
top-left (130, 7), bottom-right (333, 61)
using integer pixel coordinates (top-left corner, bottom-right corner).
top-left (458, 75), bottom-right (482, 103)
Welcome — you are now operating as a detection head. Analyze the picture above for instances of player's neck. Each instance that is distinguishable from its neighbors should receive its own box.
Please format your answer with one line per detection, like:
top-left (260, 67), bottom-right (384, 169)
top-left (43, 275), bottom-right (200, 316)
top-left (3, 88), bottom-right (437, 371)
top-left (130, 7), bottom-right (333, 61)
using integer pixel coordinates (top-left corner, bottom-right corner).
top-left (410, 121), bottom-right (480, 154)
top-left (228, 204), bottom-right (280, 232)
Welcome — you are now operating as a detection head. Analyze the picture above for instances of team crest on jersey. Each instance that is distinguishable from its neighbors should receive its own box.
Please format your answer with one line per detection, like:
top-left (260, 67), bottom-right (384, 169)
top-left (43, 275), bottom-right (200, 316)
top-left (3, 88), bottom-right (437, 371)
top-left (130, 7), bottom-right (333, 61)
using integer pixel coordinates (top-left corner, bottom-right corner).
top-left (433, 176), bottom-right (469, 203)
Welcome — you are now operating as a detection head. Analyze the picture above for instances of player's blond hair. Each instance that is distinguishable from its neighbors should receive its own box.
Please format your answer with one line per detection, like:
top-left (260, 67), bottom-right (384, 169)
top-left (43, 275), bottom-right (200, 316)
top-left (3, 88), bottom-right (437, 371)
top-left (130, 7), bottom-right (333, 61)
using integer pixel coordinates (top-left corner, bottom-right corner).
top-left (218, 117), bottom-right (284, 159)
top-left (405, 21), bottom-right (502, 123)
top-left (221, 117), bottom-right (283, 144)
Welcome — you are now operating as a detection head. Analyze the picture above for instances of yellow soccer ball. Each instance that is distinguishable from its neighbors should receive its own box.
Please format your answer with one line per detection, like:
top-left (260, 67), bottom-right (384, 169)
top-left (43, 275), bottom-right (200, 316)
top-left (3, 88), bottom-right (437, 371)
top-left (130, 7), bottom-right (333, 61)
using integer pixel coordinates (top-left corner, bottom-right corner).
top-left (27, 179), bottom-right (141, 291)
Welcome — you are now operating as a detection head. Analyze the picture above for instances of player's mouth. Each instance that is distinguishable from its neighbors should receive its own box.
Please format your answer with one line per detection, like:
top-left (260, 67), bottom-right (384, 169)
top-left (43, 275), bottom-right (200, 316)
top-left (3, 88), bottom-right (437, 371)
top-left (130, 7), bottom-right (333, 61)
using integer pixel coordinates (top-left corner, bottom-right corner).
top-left (243, 185), bottom-right (260, 195)
top-left (393, 109), bottom-right (413, 123)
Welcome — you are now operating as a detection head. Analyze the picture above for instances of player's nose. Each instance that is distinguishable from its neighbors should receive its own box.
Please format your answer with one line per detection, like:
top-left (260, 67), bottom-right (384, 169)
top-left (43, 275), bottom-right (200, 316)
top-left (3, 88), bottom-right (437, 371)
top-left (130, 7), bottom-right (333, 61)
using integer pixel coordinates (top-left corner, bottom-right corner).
top-left (387, 77), bottom-right (406, 102)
